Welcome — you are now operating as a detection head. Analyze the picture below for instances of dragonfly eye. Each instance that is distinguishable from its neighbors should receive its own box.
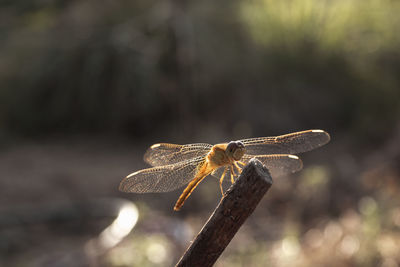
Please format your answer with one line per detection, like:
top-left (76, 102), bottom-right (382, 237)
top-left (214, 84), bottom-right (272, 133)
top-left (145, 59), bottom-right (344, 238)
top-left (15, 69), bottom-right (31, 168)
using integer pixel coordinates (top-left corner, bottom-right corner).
top-left (236, 141), bottom-right (245, 149)
top-left (226, 141), bottom-right (245, 160)
top-left (226, 142), bottom-right (236, 154)
top-left (232, 141), bottom-right (245, 160)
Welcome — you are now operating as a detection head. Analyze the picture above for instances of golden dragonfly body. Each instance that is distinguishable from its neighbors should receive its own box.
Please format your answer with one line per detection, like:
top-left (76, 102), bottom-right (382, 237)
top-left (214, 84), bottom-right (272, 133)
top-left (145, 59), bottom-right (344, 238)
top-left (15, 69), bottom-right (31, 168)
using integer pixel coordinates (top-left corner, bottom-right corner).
top-left (119, 129), bottom-right (330, 211)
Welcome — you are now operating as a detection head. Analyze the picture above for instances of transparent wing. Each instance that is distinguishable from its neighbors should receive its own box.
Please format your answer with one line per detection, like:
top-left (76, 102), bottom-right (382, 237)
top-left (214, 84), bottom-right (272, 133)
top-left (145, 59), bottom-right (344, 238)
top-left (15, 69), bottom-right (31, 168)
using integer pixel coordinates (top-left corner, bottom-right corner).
top-left (211, 165), bottom-right (235, 190)
top-left (119, 156), bottom-right (206, 193)
top-left (241, 154), bottom-right (303, 177)
top-left (211, 166), bottom-right (232, 179)
top-left (144, 143), bottom-right (212, 166)
top-left (239, 130), bottom-right (330, 155)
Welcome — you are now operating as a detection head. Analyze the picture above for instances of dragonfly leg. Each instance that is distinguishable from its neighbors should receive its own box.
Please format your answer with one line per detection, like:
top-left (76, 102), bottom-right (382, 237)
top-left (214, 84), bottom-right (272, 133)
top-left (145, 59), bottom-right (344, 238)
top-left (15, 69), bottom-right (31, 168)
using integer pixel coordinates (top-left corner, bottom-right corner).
top-left (234, 162), bottom-right (243, 174)
top-left (219, 167), bottom-right (228, 196)
top-left (236, 161), bottom-right (246, 167)
top-left (230, 167), bottom-right (236, 184)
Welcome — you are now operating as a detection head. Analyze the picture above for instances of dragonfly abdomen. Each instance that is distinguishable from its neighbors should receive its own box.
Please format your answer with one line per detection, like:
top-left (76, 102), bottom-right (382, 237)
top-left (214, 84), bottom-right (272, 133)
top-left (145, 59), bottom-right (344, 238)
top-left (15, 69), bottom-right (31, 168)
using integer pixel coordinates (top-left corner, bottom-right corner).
top-left (174, 159), bottom-right (215, 211)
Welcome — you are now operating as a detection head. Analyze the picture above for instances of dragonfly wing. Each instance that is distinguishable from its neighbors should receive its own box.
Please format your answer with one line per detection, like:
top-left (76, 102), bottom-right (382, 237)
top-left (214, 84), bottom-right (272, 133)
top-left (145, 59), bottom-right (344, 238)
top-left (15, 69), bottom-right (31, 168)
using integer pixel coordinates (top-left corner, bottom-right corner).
top-left (210, 165), bottom-right (237, 191)
top-left (211, 165), bottom-right (234, 179)
top-left (144, 143), bottom-right (212, 166)
top-left (239, 130), bottom-right (330, 155)
top-left (211, 166), bottom-right (227, 178)
top-left (120, 156), bottom-right (206, 193)
top-left (241, 154), bottom-right (303, 177)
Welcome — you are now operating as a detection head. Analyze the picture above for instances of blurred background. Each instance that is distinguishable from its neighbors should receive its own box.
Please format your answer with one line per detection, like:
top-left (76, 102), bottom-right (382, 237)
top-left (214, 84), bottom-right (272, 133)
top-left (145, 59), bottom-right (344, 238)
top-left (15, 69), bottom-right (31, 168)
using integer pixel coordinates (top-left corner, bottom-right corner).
top-left (1, 0), bottom-right (400, 266)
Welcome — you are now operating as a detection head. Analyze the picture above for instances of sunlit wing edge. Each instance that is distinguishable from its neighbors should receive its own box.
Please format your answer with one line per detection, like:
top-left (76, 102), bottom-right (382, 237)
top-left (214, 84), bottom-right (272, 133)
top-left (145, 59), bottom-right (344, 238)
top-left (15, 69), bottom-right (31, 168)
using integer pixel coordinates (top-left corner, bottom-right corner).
top-left (143, 143), bottom-right (212, 166)
top-left (241, 154), bottom-right (303, 177)
top-left (239, 129), bottom-right (330, 155)
top-left (119, 156), bottom-right (206, 193)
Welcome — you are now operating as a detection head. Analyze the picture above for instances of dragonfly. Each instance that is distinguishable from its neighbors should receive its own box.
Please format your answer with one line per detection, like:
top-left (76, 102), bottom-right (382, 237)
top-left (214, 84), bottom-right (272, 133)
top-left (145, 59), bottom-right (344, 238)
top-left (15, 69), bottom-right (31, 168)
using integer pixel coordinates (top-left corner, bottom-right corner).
top-left (119, 129), bottom-right (330, 211)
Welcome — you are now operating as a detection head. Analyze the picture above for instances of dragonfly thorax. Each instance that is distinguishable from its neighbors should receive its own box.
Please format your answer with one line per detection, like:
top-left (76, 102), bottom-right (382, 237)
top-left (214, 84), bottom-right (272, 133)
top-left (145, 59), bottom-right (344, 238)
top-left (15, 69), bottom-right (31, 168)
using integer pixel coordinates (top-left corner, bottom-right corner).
top-left (207, 141), bottom-right (245, 167)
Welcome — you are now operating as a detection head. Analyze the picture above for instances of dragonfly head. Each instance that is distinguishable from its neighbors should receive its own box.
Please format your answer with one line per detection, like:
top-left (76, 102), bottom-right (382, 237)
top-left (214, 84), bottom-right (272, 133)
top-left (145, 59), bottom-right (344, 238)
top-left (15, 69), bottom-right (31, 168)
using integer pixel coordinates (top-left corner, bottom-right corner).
top-left (226, 141), bottom-right (245, 161)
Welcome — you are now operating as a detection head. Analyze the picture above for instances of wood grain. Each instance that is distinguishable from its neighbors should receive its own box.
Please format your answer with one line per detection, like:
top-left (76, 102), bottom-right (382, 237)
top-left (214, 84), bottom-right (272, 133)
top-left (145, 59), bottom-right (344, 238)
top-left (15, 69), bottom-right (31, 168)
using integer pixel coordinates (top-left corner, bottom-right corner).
top-left (175, 158), bottom-right (273, 267)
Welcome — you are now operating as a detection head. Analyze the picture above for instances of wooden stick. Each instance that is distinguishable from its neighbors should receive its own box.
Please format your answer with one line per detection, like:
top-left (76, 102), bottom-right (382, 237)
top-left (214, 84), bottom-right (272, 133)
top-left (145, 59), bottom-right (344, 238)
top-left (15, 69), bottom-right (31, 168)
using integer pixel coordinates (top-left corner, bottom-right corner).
top-left (175, 158), bottom-right (273, 267)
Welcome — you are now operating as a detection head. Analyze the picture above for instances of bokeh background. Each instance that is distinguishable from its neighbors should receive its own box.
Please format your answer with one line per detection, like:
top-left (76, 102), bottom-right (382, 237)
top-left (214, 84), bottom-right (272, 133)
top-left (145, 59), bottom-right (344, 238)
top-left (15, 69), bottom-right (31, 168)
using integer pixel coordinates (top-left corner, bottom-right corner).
top-left (1, 0), bottom-right (400, 266)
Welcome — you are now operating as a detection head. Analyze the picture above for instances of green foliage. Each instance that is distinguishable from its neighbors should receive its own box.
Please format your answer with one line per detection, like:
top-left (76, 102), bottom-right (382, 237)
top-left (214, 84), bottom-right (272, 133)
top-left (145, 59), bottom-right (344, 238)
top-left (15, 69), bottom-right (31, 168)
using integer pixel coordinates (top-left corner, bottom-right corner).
top-left (241, 0), bottom-right (400, 141)
top-left (1, 0), bottom-right (400, 143)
